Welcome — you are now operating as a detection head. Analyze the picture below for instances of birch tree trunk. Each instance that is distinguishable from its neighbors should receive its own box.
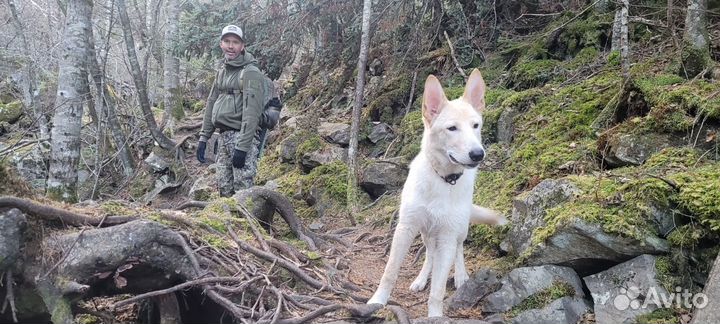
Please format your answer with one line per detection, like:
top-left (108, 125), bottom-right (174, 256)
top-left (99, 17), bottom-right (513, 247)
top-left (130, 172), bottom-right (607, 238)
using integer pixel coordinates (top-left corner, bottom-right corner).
top-left (681, 0), bottom-right (709, 77)
top-left (6, 0), bottom-right (49, 140)
top-left (117, 0), bottom-right (176, 150)
top-left (47, 0), bottom-right (93, 203)
top-left (620, 0), bottom-right (629, 78)
top-left (346, 0), bottom-right (372, 222)
top-left (611, 9), bottom-right (621, 52)
top-left (162, 0), bottom-right (181, 131)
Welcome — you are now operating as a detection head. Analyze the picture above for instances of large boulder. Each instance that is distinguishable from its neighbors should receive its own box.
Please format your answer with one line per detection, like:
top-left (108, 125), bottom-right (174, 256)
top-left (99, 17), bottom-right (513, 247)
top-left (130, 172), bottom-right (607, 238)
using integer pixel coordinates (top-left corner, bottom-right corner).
top-left (144, 152), bottom-right (170, 173)
top-left (584, 254), bottom-right (669, 324)
top-left (497, 106), bottom-right (522, 143)
top-left (510, 296), bottom-right (591, 324)
top-left (602, 133), bottom-right (674, 167)
top-left (524, 218), bottom-right (670, 274)
top-left (446, 269), bottom-right (502, 312)
top-left (318, 122), bottom-right (350, 146)
top-left (299, 146), bottom-right (348, 172)
top-left (504, 179), bottom-right (581, 255)
top-left (0, 208), bottom-right (27, 271)
top-left (10, 144), bottom-right (48, 192)
top-left (482, 265), bottom-right (585, 313)
top-left (691, 253), bottom-right (720, 324)
top-left (359, 160), bottom-right (407, 199)
top-left (505, 178), bottom-right (669, 274)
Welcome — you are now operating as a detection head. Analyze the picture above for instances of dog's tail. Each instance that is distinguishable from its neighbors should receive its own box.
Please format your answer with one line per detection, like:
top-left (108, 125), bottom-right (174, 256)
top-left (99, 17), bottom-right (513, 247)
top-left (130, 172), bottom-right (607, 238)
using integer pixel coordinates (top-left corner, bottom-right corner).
top-left (470, 205), bottom-right (508, 226)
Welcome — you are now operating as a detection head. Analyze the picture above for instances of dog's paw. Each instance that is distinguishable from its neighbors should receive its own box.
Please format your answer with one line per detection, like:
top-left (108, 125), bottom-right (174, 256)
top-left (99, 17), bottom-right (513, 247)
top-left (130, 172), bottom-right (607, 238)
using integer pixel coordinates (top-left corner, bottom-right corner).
top-left (454, 272), bottom-right (470, 289)
top-left (496, 214), bottom-right (509, 226)
top-left (366, 294), bottom-right (388, 306)
top-left (409, 278), bottom-right (428, 292)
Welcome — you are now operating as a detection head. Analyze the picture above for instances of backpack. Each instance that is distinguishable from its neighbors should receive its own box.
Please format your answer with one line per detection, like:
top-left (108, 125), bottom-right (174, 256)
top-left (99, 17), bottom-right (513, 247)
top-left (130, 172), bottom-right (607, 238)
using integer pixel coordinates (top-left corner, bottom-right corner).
top-left (238, 65), bottom-right (282, 130)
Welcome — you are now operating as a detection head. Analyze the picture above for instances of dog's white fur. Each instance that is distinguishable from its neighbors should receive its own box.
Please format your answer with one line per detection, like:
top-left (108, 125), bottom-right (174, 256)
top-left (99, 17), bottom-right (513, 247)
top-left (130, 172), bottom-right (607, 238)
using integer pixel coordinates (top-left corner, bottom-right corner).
top-left (367, 69), bottom-right (506, 317)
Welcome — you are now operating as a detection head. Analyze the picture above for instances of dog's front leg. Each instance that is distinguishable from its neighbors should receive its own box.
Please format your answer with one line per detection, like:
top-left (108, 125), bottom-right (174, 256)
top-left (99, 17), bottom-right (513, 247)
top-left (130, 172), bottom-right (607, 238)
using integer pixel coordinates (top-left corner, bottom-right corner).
top-left (453, 243), bottom-right (469, 288)
top-left (410, 232), bottom-right (434, 292)
top-left (427, 239), bottom-right (457, 317)
top-left (367, 223), bottom-right (418, 306)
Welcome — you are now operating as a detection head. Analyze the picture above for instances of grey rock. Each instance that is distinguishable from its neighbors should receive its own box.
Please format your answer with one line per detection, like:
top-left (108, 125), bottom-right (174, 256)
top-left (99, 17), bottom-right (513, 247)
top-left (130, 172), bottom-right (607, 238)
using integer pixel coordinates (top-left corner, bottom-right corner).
top-left (189, 176), bottom-right (214, 201)
top-left (318, 122), bottom-right (351, 146)
top-left (10, 144), bottom-right (48, 192)
top-left (299, 146), bottom-right (348, 172)
top-left (369, 58), bottom-right (384, 76)
top-left (368, 123), bottom-right (395, 144)
top-left (584, 254), bottom-right (669, 324)
top-left (359, 160), bottom-right (408, 198)
top-left (510, 296), bottom-right (591, 324)
top-left (483, 265), bottom-right (584, 313)
top-left (278, 135), bottom-right (301, 163)
top-left (497, 106), bottom-right (521, 143)
top-left (692, 252), bottom-right (720, 324)
top-left (603, 133), bottom-right (673, 167)
top-left (0, 209), bottom-right (27, 271)
top-left (309, 221), bottom-right (324, 231)
top-left (446, 268), bottom-right (502, 311)
top-left (283, 116), bottom-right (298, 129)
top-left (648, 203), bottom-right (678, 237)
top-left (144, 152), bottom-right (170, 173)
top-left (525, 218), bottom-right (670, 274)
top-left (504, 179), bottom-right (581, 255)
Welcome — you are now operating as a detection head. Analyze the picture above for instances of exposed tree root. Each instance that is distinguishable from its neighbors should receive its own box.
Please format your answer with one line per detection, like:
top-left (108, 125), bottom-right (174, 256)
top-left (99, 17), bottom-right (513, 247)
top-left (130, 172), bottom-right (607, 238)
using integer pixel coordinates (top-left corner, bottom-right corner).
top-left (0, 196), bottom-right (136, 226)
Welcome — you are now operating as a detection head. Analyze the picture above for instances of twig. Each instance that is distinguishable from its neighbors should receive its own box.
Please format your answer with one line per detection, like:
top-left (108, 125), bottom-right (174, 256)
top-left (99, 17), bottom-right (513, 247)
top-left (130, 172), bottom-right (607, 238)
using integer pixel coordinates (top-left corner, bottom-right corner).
top-left (112, 277), bottom-right (246, 309)
top-left (1, 270), bottom-right (18, 323)
top-left (230, 226), bottom-right (325, 290)
top-left (387, 305), bottom-right (411, 324)
top-left (444, 30), bottom-right (467, 79)
top-left (175, 200), bottom-right (209, 210)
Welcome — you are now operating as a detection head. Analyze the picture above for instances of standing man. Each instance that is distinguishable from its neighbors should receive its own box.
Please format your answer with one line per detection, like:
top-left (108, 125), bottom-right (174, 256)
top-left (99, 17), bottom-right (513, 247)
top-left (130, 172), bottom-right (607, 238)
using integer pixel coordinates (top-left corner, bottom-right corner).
top-left (196, 25), bottom-right (268, 197)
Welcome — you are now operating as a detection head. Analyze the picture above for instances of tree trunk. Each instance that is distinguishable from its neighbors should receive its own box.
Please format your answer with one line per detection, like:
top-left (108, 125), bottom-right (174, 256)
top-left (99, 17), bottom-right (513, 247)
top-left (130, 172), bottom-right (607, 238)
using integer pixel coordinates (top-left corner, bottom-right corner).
top-left (620, 0), bottom-right (629, 78)
top-left (47, 0), bottom-right (93, 203)
top-left (611, 9), bottom-right (621, 52)
top-left (86, 1), bottom-right (136, 179)
top-left (117, 0), bottom-right (176, 151)
top-left (346, 0), bottom-right (372, 223)
top-left (161, 0), bottom-right (181, 131)
top-left (156, 293), bottom-right (182, 324)
top-left (681, 0), bottom-right (710, 78)
top-left (6, 0), bottom-right (50, 140)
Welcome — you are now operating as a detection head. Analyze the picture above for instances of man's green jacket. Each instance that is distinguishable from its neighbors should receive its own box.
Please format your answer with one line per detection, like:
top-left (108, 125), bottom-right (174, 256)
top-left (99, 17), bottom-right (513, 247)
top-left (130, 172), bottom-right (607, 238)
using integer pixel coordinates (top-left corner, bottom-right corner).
top-left (200, 51), bottom-right (266, 152)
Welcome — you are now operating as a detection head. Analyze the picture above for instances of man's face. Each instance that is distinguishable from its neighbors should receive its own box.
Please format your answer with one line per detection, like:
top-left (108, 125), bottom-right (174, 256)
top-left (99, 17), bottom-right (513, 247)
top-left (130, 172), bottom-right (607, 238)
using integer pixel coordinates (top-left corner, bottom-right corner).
top-left (220, 35), bottom-right (244, 60)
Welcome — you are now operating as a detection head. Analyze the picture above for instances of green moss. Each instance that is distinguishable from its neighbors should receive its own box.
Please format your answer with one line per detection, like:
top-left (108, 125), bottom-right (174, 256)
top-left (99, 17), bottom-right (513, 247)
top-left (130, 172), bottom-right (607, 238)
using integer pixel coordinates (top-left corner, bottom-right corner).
top-left (306, 161), bottom-right (349, 204)
top-left (566, 47), bottom-right (599, 69)
top-left (506, 59), bottom-right (562, 90)
top-left (129, 170), bottom-right (153, 198)
top-left (367, 74), bottom-right (412, 124)
top-left (667, 224), bottom-right (705, 247)
top-left (100, 201), bottom-right (134, 216)
top-left (76, 314), bottom-right (101, 324)
top-left (205, 233), bottom-right (231, 249)
top-left (507, 281), bottom-right (575, 318)
top-left (46, 185), bottom-right (79, 204)
top-left (671, 164), bottom-right (720, 231)
top-left (468, 223), bottom-right (509, 253)
top-left (607, 50), bottom-right (621, 66)
top-left (635, 307), bottom-right (681, 324)
top-left (295, 134), bottom-right (323, 161)
top-left (0, 100), bottom-right (23, 124)
top-left (396, 110), bottom-right (424, 160)
top-left (679, 44), bottom-right (711, 78)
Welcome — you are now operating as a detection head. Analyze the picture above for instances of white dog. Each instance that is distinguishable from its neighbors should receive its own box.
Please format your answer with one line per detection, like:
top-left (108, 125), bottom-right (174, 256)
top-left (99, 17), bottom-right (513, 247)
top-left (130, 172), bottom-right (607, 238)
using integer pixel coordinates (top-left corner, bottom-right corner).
top-left (367, 69), bottom-right (506, 317)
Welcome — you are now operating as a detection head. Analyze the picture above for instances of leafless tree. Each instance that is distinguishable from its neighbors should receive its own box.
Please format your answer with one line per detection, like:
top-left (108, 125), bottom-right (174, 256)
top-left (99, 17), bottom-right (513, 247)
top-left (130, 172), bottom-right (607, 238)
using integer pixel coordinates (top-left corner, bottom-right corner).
top-left (47, 0), bottom-right (94, 203)
top-left (161, 0), bottom-right (181, 132)
top-left (346, 0), bottom-right (372, 222)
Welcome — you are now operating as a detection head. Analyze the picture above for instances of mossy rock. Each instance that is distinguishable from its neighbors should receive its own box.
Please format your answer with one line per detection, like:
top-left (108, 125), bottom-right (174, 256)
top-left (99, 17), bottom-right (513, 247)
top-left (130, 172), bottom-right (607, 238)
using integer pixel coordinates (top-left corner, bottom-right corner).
top-left (0, 100), bottom-right (23, 124)
top-left (505, 59), bottom-right (562, 90)
top-left (679, 44), bottom-right (711, 79)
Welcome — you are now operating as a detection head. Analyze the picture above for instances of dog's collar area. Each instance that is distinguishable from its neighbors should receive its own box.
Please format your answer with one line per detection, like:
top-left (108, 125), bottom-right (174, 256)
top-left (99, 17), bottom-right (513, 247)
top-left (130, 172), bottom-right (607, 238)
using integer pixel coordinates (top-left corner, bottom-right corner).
top-left (441, 172), bottom-right (463, 185)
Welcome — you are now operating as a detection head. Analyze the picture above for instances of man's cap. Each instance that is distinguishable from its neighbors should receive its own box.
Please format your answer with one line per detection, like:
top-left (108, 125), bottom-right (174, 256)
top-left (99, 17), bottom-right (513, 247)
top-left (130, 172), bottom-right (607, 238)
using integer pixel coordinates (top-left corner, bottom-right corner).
top-left (221, 25), bottom-right (243, 40)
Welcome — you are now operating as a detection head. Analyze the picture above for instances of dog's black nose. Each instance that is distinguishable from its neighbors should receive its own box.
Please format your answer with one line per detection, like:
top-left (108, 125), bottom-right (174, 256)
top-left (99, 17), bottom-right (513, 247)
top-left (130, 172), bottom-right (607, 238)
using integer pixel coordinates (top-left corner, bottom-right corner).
top-left (469, 149), bottom-right (485, 162)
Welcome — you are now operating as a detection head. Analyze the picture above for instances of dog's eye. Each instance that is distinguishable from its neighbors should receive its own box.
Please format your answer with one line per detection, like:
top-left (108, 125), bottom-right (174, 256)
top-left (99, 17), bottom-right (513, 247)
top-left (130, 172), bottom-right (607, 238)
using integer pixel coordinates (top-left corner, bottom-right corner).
top-left (473, 123), bottom-right (479, 129)
top-left (447, 126), bottom-right (457, 131)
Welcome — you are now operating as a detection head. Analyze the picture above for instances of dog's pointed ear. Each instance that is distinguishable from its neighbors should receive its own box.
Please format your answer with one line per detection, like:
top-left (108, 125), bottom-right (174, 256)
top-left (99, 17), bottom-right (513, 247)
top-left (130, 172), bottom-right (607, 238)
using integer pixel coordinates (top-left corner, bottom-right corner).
top-left (463, 69), bottom-right (486, 111)
top-left (422, 75), bottom-right (448, 124)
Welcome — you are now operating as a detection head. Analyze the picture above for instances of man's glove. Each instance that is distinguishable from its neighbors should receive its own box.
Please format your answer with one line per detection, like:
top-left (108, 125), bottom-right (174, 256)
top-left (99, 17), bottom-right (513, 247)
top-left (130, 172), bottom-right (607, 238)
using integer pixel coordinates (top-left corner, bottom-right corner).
top-left (196, 141), bottom-right (207, 163)
top-left (232, 149), bottom-right (247, 169)
top-left (267, 97), bottom-right (282, 109)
